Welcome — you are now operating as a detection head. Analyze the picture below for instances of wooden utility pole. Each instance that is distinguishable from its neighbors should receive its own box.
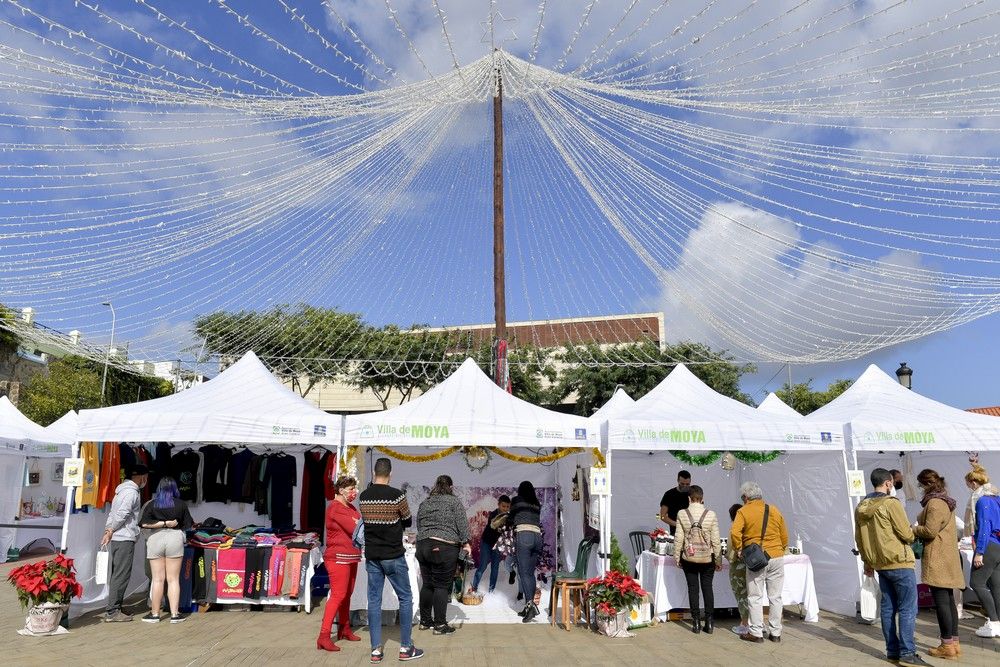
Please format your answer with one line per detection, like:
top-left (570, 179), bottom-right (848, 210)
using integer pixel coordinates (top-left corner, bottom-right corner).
top-left (492, 54), bottom-right (507, 343)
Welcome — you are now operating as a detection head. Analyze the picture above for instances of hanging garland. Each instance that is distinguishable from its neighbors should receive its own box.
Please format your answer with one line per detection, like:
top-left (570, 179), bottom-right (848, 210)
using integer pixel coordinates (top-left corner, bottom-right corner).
top-left (462, 446), bottom-right (491, 473)
top-left (668, 450), bottom-right (784, 465)
top-left (374, 446), bottom-right (461, 462)
top-left (487, 447), bottom-right (578, 464)
top-left (732, 451), bottom-right (784, 464)
top-left (591, 448), bottom-right (606, 468)
top-left (669, 450), bottom-right (722, 466)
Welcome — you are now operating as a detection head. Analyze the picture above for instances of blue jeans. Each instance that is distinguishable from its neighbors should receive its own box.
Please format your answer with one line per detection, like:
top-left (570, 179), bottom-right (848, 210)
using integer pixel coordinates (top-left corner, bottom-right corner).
top-left (472, 541), bottom-right (501, 591)
top-left (366, 556), bottom-right (413, 651)
top-left (515, 531), bottom-right (543, 602)
top-left (877, 567), bottom-right (917, 659)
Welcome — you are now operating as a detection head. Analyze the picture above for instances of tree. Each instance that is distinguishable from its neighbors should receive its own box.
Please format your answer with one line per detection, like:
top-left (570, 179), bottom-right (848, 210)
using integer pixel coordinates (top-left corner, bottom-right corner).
top-left (194, 304), bottom-right (366, 396)
top-left (19, 355), bottom-right (173, 425)
top-left (776, 378), bottom-right (851, 415)
top-left (348, 326), bottom-right (457, 409)
top-left (554, 341), bottom-right (757, 415)
top-left (0, 304), bottom-right (19, 361)
top-left (469, 342), bottom-right (560, 405)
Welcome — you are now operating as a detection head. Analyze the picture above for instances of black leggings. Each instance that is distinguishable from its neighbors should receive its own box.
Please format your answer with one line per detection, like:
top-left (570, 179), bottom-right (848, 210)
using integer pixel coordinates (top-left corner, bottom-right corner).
top-left (681, 559), bottom-right (715, 616)
top-left (930, 586), bottom-right (959, 639)
top-left (970, 542), bottom-right (1000, 622)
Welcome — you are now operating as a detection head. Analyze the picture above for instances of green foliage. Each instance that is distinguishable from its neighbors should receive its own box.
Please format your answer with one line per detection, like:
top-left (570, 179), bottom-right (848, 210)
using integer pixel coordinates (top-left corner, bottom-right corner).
top-left (0, 304), bottom-right (21, 361)
top-left (776, 378), bottom-right (852, 415)
top-left (554, 341), bottom-right (757, 414)
top-left (194, 304), bottom-right (366, 396)
top-left (609, 534), bottom-right (630, 575)
top-left (349, 326), bottom-right (457, 409)
top-left (470, 342), bottom-right (560, 405)
top-left (20, 355), bottom-right (172, 425)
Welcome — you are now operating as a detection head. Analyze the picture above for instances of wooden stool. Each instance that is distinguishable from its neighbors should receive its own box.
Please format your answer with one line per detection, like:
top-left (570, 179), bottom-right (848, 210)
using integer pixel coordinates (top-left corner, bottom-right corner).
top-left (549, 579), bottom-right (589, 631)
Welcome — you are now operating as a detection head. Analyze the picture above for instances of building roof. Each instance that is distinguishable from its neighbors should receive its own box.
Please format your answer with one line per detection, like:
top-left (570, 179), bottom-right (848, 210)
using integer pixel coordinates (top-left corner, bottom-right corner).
top-left (417, 312), bottom-right (664, 349)
top-left (967, 406), bottom-right (1000, 417)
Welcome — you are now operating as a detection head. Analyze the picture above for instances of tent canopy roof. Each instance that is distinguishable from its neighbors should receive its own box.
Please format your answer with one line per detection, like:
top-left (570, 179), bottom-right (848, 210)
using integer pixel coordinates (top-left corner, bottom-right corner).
top-left (591, 388), bottom-right (635, 421)
top-left (607, 365), bottom-right (843, 451)
top-left (344, 358), bottom-right (598, 449)
top-left (807, 364), bottom-right (1000, 451)
top-left (1, 396), bottom-right (72, 457)
top-left (758, 393), bottom-right (801, 418)
top-left (77, 351), bottom-right (341, 445)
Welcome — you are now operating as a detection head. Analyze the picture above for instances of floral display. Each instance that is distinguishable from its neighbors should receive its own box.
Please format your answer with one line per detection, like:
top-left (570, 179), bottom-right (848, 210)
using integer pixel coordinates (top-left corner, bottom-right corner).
top-left (586, 569), bottom-right (648, 616)
top-left (649, 528), bottom-right (670, 541)
top-left (7, 554), bottom-right (83, 610)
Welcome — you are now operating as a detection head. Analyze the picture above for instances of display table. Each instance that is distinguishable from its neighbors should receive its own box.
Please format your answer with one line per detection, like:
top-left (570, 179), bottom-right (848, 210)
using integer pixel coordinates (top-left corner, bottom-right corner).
top-left (637, 552), bottom-right (820, 622)
top-left (350, 546), bottom-right (420, 618)
top-left (211, 547), bottom-right (321, 614)
top-left (13, 516), bottom-right (65, 549)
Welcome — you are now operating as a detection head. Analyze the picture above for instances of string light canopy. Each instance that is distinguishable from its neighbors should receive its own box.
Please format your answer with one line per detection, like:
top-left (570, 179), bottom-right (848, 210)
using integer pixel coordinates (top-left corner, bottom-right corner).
top-left (2, 1), bottom-right (1000, 379)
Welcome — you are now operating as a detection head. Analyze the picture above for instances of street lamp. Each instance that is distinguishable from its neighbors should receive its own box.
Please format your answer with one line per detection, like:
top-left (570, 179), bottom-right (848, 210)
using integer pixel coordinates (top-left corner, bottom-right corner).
top-left (895, 362), bottom-right (913, 390)
top-left (100, 301), bottom-right (116, 405)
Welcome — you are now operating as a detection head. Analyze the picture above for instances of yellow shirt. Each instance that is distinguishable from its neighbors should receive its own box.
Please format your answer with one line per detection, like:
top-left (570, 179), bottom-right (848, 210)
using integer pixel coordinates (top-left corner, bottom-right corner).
top-left (74, 442), bottom-right (100, 507)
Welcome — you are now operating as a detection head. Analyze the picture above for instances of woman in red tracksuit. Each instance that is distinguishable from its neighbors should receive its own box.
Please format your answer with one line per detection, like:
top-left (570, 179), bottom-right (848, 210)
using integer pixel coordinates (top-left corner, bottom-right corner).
top-left (317, 475), bottom-right (362, 652)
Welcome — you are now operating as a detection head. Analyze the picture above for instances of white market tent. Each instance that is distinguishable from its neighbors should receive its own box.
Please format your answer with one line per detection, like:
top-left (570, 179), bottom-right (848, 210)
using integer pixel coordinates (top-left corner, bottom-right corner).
top-left (758, 392), bottom-right (801, 418)
top-left (603, 364), bottom-right (857, 616)
top-left (807, 364), bottom-right (1000, 523)
top-left (76, 351), bottom-right (342, 445)
top-left (344, 357), bottom-right (598, 450)
top-left (591, 387), bottom-right (635, 421)
top-left (64, 350), bottom-right (344, 617)
top-left (0, 397), bottom-right (72, 562)
top-left (43, 410), bottom-right (79, 445)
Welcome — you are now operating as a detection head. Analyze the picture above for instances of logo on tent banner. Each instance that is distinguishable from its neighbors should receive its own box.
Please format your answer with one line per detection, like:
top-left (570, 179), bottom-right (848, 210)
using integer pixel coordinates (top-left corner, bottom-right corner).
top-left (359, 425), bottom-right (374, 439)
top-left (623, 429), bottom-right (636, 443)
top-left (862, 430), bottom-right (936, 445)
top-left (575, 428), bottom-right (588, 440)
top-left (785, 433), bottom-right (812, 443)
top-left (313, 425), bottom-right (327, 437)
top-left (272, 425), bottom-right (301, 437)
top-left (535, 429), bottom-right (566, 440)
top-left (399, 424), bottom-right (450, 439)
top-left (821, 432), bottom-right (833, 443)
top-left (635, 428), bottom-right (707, 443)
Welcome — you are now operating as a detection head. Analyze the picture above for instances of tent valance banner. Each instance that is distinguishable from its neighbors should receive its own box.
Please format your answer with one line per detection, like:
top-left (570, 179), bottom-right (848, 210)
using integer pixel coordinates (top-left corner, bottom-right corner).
top-left (344, 358), bottom-right (597, 449)
top-left (806, 364), bottom-right (1000, 452)
top-left (0, 396), bottom-right (71, 456)
top-left (76, 351), bottom-right (341, 445)
top-left (605, 365), bottom-right (842, 451)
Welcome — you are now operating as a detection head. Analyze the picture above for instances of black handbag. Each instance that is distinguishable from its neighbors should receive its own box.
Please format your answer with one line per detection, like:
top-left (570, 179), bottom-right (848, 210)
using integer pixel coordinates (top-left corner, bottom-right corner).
top-left (741, 504), bottom-right (771, 573)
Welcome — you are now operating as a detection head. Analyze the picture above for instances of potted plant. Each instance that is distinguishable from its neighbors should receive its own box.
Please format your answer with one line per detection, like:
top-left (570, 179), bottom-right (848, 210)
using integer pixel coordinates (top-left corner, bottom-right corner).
top-left (7, 554), bottom-right (83, 634)
top-left (649, 528), bottom-right (672, 555)
top-left (586, 568), bottom-right (648, 638)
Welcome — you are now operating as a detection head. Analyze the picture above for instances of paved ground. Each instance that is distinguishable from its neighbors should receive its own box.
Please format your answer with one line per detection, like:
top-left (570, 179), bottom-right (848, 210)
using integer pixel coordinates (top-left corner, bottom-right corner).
top-left (3, 558), bottom-right (999, 666)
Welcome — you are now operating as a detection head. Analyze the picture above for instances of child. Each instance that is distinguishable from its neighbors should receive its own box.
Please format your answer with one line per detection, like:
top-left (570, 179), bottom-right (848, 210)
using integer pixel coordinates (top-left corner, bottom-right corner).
top-left (470, 494), bottom-right (511, 593)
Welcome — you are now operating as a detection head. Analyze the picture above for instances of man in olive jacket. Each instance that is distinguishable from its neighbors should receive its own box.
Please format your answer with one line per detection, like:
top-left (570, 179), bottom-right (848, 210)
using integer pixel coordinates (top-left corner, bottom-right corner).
top-left (855, 468), bottom-right (928, 667)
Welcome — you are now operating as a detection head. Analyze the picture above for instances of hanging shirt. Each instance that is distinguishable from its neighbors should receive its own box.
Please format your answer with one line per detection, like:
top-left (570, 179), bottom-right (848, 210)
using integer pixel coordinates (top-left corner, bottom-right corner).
top-left (300, 450), bottom-right (331, 538)
top-left (171, 449), bottom-right (204, 504)
top-left (264, 454), bottom-right (297, 530)
top-left (134, 446), bottom-right (154, 504)
top-left (228, 449), bottom-right (255, 503)
top-left (199, 445), bottom-right (231, 503)
top-left (96, 441), bottom-right (121, 508)
top-left (75, 442), bottom-right (101, 508)
top-left (151, 442), bottom-right (173, 494)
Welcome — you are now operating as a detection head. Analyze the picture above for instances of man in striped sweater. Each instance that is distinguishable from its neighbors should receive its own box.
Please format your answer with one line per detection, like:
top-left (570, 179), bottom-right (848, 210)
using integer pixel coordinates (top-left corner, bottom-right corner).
top-left (359, 458), bottom-right (424, 664)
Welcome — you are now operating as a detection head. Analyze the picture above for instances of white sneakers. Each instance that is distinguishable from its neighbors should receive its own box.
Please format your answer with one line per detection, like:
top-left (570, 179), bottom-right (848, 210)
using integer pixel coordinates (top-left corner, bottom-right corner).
top-left (974, 620), bottom-right (1000, 638)
top-left (731, 624), bottom-right (749, 635)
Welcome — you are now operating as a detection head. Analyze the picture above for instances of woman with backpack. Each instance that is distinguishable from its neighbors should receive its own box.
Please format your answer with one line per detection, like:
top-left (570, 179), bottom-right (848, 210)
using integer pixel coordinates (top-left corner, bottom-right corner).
top-left (674, 485), bottom-right (722, 634)
top-left (317, 475), bottom-right (362, 652)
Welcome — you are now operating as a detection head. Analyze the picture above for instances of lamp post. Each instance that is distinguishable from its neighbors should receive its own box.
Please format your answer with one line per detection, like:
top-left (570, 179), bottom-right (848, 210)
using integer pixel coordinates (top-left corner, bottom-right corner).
top-left (895, 362), bottom-right (913, 390)
top-left (100, 301), bottom-right (116, 405)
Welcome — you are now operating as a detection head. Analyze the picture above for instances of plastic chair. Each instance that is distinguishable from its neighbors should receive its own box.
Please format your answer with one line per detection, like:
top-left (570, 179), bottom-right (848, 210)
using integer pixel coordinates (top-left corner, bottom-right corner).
top-left (628, 531), bottom-right (649, 559)
top-left (549, 537), bottom-right (597, 631)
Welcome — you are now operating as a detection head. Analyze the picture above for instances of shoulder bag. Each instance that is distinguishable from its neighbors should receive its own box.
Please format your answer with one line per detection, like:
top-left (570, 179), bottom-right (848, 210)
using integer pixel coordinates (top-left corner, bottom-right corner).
top-left (741, 504), bottom-right (771, 572)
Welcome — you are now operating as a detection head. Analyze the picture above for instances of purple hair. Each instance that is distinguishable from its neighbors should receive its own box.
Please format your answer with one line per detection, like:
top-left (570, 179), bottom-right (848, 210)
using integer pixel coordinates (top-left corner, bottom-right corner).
top-left (153, 477), bottom-right (179, 509)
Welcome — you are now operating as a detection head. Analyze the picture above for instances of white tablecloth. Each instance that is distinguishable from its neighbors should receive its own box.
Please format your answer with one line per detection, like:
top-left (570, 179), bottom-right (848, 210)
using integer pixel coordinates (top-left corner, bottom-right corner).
top-left (637, 552), bottom-right (820, 622)
top-left (349, 546), bottom-right (420, 616)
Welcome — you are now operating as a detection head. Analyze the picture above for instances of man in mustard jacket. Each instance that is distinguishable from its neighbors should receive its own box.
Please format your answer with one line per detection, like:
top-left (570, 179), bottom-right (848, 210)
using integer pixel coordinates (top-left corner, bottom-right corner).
top-left (730, 481), bottom-right (787, 644)
top-left (855, 468), bottom-right (929, 667)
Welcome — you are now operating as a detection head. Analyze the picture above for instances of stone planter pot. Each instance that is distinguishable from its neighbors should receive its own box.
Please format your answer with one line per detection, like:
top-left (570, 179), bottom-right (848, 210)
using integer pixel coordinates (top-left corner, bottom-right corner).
top-left (652, 538), bottom-right (672, 556)
top-left (596, 609), bottom-right (633, 638)
top-left (26, 602), bottom-right (67, 635)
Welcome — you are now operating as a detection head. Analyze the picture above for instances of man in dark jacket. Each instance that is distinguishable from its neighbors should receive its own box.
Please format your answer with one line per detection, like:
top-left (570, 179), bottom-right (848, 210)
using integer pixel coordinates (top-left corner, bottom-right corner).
top-left (471, 495), bottom-right (511, 593)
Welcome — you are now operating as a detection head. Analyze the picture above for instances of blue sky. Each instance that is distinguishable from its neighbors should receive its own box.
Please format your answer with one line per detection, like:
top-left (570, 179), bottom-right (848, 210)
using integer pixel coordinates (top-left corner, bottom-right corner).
top-left (2, 1), bottom-right (999, 410)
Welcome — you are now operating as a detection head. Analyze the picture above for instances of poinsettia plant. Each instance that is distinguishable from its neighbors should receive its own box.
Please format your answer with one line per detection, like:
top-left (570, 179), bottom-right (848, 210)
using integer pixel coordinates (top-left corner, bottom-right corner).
top-left (586, 569), bottom-right (647, 616)
top-left (7, 554), bottom-right (83, 609)
top-left (649, 528), bottom-right (670, 541)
